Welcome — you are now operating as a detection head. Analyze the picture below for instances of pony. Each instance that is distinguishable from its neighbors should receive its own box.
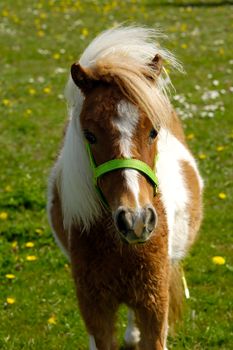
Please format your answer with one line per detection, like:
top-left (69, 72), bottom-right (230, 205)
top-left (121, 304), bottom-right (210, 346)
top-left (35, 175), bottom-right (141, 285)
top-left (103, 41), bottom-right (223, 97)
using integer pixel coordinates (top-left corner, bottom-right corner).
top-left (47, 26), bottom-right (203, 350)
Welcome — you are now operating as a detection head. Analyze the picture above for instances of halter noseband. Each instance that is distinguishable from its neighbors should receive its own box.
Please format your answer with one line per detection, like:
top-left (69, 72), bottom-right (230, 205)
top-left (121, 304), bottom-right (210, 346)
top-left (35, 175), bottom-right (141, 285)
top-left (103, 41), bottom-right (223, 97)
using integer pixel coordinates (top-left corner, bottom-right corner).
top-left (86, 142), bottom-right (159, 208)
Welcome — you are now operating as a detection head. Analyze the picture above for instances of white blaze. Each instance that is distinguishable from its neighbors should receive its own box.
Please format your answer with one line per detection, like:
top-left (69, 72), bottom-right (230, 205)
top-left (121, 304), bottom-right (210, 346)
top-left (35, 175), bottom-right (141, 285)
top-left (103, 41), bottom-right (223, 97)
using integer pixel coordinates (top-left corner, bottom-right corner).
top-left (113, 100), bottom-right (140, 207)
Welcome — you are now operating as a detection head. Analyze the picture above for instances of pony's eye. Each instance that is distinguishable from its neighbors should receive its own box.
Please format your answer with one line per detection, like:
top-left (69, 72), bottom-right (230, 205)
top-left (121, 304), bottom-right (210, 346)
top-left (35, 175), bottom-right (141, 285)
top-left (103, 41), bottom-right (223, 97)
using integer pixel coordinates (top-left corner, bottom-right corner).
top-left (84, 130), bottom-right (97, 144)
top-left (149, 128), bottom-right (158, 141)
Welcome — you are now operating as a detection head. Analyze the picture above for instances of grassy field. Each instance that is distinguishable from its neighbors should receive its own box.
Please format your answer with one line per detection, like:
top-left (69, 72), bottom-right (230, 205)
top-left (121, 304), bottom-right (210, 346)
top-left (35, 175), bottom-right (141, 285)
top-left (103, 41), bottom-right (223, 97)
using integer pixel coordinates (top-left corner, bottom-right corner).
top-left (0, 0), bottom-right (232, 349)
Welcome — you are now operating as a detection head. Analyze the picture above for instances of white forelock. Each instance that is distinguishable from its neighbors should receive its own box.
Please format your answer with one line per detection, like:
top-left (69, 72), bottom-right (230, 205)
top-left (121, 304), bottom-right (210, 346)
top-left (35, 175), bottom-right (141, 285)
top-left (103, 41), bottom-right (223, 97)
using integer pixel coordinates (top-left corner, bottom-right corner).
top-left (79, 26), bottom-right (182, 92)
top-left (65, 26), bottom-right (182, 109)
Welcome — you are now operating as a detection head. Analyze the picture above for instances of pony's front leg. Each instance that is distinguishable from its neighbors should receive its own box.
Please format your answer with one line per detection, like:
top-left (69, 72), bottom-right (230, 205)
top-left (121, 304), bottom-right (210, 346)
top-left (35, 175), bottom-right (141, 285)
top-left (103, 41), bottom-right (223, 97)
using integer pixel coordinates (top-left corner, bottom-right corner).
top-left (77, 292), bottom-right (119, 350)
top-left (135, 305), bottom-right (168, 350)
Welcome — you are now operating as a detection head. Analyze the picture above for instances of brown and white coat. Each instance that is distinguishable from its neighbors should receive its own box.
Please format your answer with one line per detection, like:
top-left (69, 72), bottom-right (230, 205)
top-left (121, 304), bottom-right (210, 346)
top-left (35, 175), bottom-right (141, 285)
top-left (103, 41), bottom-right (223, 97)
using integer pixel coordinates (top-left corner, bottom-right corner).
top-left (47, 27), bottom-right (203, 350)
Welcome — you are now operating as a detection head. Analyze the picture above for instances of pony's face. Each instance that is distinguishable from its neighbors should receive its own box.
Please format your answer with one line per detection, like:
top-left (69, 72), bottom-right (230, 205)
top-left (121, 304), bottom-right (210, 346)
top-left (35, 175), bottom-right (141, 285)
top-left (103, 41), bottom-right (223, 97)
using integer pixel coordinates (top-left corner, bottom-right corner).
top-left (80, 84), bottom-right (158, 244)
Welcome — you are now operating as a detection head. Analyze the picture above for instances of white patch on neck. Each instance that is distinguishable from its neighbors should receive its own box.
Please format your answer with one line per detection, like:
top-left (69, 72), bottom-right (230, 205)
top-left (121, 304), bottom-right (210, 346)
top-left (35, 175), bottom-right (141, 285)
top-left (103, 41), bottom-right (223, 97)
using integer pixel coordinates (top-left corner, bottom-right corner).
top-left (114, 100), bottom-right (140, 207)
top-left (156, 128), bottom-right (203, 261)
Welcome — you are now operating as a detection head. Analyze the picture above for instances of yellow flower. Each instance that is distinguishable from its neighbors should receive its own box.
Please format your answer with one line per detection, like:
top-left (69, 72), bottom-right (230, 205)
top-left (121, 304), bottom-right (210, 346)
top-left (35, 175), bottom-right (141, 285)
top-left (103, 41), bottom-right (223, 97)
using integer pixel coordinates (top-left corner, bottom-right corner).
top-left (103, 4), bottom-right (111, 14)
top-left (12, 15), bottom-right (20, 24)
top-left (26, 255), bottom-right (37, 261)
top-left (5, 185), bottom-right (12, 192)
top-left (11, 241), bottom-right (18, 248)
top-left (52, 53), bottom-right (60, 60)
top-left (81, 28), bottom-right (89, 37)
top-left (36, 2), bottom-right (43, 9)
top-left (34, 18), bottom-right (40, 26)
top-left (2, 9), bottom-right (9, 17)
top-left (180, 24), bottom-right (187, 32)
top-left (35, 228), bottom-right (43, 235)
top-left (0, 212), bottom-right (8, 220)
top-left (28, 88), bottom-right (36, 96)
top-left (48, 315), bottom-right (57, 325)
top-left (2, 99), bottom-right (11, 106)
top-left (39, 12), bottom-right (47, 19)
top-left (218, 192), bottom-right (227, 199)
top-left (198, 153), bottom-right (207, 160)
top-left (5, 274), bottom-right (16, 279)
top-left (181, 43), bottom-right (188, 49)
top-left (25, 242), bottom-right (35, 248)
top-left (7, 297), bottom-right (15, 304)
top-left (219, 48), bottom-right (224, 56)
top-left (187, 133), bottom-right (194, 140)
top-left (212, 256), bottom-right (225, 265)
top-left (37, 30), bottom-right (45, 37)
top-left (24, 109), bottom-right (32, 116)
top-left (216, 146), bottom-right (224, 152)
top-left (43, 86), bottom-right (52, 94)
top-left (64, 263), bottom-right (70, 271)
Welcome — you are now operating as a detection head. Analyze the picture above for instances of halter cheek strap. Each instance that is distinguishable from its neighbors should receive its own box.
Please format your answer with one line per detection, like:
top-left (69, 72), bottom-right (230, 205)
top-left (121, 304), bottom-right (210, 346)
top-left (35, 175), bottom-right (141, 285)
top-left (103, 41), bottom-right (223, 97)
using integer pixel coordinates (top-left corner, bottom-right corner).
top-left (86, 142), bottom-right (159, 208)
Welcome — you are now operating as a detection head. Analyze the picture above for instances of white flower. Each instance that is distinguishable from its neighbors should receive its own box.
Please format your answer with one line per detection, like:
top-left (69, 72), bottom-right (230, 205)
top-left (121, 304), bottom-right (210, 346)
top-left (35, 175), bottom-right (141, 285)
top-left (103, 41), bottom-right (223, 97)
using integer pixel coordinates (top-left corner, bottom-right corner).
top-left (37, 48), bottom-right (50, 56)
top-left (212, 80), bottom-right (219, 86)
top-left (54, 67), bottom-right (67, 74)
top-left (202, 90), bottom-right (220, 101)
top-left (37, 76), bottom-right (45, 83)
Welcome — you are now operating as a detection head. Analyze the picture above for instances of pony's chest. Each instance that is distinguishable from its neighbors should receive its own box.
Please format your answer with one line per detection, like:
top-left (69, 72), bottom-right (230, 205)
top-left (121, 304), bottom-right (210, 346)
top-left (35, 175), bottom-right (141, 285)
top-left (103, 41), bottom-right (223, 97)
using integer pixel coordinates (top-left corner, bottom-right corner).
top-left (73, 231), bottom-right (166, 277)
top-left (72, 234), bottom-right (169, 306)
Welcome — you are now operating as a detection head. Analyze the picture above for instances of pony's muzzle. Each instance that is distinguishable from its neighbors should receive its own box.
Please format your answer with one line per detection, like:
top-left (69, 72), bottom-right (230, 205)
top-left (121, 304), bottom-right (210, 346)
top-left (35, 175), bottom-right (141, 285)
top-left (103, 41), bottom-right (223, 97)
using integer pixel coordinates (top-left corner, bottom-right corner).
top-left (114, 205), bottom-right (157, 244)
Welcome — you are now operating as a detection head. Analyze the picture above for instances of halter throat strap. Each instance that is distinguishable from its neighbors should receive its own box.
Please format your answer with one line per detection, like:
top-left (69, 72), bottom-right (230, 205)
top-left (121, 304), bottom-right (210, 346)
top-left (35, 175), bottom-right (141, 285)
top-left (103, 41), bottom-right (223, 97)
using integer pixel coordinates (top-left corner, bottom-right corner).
top-left (86, 142), bottom-right (158, 207)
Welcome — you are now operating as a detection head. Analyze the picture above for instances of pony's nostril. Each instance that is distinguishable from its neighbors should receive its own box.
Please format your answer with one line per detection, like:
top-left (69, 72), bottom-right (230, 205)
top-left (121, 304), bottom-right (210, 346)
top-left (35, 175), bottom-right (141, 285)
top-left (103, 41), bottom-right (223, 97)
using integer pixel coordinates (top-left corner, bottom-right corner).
top-left (144, 206), bottom-right (157, 233)
top-left (115, 208), bottom-right (133, 235)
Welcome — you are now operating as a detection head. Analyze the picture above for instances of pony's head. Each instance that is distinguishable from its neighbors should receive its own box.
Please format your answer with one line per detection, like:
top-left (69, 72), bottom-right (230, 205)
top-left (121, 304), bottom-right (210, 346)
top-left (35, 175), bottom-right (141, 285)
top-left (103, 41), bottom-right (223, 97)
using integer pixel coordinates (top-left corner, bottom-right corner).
top-left (70, 56), bottom-right (164, 244)
top-left (62, 27), bottom-right (181, 243)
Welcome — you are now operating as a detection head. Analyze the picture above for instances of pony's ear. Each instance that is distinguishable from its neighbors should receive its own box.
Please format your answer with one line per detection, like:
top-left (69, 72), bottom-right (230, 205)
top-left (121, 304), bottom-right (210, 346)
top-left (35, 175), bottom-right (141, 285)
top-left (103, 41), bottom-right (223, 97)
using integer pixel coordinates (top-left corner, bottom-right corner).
top-left (71, 63), bottom-right (98, 94)
top-left (149, 54), bottom-right (163, 77)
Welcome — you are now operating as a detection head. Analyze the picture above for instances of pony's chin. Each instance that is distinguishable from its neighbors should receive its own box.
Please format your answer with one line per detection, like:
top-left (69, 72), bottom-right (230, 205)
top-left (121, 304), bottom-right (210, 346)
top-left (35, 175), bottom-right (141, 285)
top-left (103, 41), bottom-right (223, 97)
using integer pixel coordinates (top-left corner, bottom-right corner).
top-left (118, 230), bottom-right (151, 245)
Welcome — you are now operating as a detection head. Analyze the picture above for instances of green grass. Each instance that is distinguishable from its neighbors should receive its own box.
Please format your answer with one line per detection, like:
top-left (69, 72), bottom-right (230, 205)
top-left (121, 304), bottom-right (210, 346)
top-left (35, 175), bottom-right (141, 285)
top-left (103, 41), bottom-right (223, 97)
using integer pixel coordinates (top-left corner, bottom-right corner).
top-left (0, 0), bottom-right (232, 349)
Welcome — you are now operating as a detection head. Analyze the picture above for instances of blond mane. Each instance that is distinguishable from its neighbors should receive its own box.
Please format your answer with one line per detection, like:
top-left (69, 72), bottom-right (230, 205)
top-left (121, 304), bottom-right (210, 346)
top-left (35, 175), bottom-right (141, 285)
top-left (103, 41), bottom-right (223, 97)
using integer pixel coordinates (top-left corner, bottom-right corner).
top-left (67, 26), bottom-right (182, 127)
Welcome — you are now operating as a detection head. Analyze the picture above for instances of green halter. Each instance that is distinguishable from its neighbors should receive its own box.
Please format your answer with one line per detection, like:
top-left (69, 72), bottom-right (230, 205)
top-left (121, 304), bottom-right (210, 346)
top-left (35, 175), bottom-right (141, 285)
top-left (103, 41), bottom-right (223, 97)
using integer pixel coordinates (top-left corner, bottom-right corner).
top-left (86, 142), bottom-right (159, 208)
